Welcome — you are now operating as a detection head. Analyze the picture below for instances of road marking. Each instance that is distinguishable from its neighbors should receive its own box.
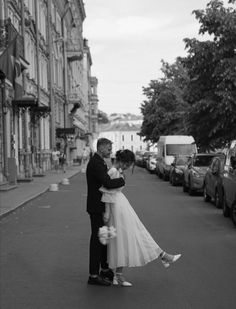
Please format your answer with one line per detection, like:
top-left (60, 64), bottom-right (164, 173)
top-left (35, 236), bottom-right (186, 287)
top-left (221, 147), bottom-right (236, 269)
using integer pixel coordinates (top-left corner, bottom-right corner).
top-left (38, 205), bottom-right (51, 209)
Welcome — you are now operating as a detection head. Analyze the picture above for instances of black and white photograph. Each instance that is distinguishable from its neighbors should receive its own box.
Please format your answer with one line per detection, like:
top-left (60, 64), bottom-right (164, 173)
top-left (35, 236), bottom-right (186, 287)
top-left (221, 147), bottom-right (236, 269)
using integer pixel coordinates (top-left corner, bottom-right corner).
top-left (0, 0), bottom-right (236, 308)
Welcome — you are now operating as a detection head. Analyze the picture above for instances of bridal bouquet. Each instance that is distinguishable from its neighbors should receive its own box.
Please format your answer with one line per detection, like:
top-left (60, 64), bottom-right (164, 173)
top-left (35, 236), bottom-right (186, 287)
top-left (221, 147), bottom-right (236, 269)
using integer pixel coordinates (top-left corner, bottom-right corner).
top-left (98, 225), bottom-right (117, 245)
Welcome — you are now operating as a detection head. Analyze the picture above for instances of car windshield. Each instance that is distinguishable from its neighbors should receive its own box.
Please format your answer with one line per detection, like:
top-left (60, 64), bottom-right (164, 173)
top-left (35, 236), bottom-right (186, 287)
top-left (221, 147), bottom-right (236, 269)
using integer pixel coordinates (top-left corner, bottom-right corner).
top-left (193, 155), bottom-right (215, 167)
top-left (144, 152), bottom-right (153, 157)
top-left (176, 157), bottom-right (188, 165)
top-left (166, 144), bottom-right (196, 156)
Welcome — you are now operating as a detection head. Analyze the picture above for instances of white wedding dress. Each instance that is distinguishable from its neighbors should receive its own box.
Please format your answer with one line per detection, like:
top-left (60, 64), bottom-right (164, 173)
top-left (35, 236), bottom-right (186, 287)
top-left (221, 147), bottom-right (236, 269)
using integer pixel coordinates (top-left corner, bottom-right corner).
top-left (100, 167), bottom-right (162, 269)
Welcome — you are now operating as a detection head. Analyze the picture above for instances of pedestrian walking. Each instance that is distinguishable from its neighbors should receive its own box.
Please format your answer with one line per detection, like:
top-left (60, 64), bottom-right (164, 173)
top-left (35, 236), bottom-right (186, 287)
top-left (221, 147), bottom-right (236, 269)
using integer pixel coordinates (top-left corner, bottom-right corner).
top-left (59, 151), bottom-right (66, 173)
top-left (99, 149), bottom-right (182, 287)
top-left (82, 147), bottom-right (88, 164)
top-left (51, 147), bottom-right (60, 172)
top-left (86, 138), bottom-right (125, 286)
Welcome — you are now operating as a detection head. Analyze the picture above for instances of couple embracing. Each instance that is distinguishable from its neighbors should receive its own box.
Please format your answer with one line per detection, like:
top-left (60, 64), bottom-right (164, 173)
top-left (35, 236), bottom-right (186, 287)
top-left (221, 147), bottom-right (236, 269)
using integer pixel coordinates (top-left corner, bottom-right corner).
top-left (86, 138), bottom-right (181, 287)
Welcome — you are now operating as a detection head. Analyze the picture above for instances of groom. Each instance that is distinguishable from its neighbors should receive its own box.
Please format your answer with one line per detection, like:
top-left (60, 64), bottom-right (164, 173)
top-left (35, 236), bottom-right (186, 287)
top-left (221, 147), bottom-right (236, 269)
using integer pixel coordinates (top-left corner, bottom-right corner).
top-left (86, 138), bottom-right (125, 286)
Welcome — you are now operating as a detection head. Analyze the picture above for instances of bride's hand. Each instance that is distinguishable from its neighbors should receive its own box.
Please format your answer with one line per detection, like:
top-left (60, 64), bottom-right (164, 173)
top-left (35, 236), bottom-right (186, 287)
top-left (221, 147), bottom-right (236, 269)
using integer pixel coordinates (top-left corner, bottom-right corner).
top-left (119, 170), bottom-right (125, 180)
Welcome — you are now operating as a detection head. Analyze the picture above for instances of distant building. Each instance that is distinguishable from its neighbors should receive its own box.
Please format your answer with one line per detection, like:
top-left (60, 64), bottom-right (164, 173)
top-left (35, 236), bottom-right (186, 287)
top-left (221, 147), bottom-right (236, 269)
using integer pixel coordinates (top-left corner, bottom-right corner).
top-left (97, 114), bottom-right (148, 154)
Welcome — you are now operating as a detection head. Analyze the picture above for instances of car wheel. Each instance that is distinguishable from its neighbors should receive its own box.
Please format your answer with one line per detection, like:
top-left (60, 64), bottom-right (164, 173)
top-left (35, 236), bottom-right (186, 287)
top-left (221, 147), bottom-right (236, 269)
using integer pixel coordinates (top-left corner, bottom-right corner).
top-left (231, 203), bottom-right (236, 227)
top-left (163, 172), bottom-right (168, 181)
top-left (183, 180), bottom-right (188, 192)
top-left (223, 194), bottom-right (230, 217)
top-left (189, 179), bottom-right (195, 196)
top-left (203, 184), bottom-right (211, 202)
top-left (214, 189), bottom-right (222, 209)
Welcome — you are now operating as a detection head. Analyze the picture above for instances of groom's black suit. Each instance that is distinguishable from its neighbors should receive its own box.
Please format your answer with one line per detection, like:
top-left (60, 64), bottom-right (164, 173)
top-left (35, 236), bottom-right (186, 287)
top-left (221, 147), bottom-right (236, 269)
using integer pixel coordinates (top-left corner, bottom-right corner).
top-left (86, 153), bottom-right (125, 275)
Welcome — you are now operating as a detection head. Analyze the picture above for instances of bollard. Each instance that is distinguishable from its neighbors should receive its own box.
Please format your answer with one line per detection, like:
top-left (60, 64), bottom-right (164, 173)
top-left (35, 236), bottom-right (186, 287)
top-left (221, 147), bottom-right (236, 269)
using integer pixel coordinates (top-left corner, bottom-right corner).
top-left (49, 183), bottom-right (58, 191)
top-left (61, 178), bottom-right (69, 185)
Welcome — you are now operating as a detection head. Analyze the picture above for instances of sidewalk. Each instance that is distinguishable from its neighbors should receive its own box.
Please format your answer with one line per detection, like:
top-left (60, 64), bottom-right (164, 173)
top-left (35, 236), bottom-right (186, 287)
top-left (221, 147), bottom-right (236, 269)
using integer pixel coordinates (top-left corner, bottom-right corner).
top-left (0, 164), bottom-right (82, 218)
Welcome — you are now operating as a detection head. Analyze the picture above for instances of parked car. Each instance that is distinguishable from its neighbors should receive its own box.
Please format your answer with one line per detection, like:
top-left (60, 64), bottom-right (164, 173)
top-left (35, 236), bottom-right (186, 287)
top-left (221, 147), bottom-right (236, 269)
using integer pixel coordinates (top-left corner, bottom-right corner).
top-left (135, 151), bottom-right (145, 167)
top-left (169, 155), bottom-right (189, 186)
top-left (141, 151), bottom-right (154, 168)
top-left (222, 141), bottom-right (236, 226)
top-left (146, 153), bottom-right (158, 173)
top-left (156, 135), bottom-right (197, 180)
top-left (182, 153), bottom-right (219, 195)
top-left (203, 154), bottom-right (226, 208)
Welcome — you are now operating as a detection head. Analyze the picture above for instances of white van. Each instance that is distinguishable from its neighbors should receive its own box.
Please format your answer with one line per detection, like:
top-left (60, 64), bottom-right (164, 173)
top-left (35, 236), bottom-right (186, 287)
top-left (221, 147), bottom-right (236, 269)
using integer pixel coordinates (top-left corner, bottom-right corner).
top-left (156, 135), bottom-right (197, 180)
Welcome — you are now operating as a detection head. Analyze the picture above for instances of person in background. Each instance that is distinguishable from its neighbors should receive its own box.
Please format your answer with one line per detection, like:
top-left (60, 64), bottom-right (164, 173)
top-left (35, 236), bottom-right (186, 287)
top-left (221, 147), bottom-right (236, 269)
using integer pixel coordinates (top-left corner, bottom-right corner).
top-left (51, 147), bottom-right (60, 172)
top-left (59, 151), bottom-right (66, 173)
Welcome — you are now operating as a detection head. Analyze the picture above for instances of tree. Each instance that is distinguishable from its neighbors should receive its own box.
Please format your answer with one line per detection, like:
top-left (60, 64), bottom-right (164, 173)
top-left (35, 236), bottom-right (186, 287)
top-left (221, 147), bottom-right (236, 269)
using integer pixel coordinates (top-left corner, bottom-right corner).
top-left (140, 58), bottom-right (189, 143)
top-left (182, 0), bottom-right (236, 150)
top-left (97, 110), bottom-right (109, 124)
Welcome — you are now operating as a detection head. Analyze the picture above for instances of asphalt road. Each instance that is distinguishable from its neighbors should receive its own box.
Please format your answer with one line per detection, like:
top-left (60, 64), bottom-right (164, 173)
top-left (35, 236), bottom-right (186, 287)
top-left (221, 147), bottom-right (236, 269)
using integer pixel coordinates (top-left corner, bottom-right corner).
top-left (0, 167), bottom-right (235, 309)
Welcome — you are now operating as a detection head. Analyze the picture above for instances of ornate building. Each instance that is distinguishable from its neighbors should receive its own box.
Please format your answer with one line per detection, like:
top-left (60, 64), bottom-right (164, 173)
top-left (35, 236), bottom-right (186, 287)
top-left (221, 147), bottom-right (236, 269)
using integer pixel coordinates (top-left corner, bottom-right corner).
top-left (98, 115), bottom-right (148, 154)
top-left (0, 0), bottom-right (98, 186)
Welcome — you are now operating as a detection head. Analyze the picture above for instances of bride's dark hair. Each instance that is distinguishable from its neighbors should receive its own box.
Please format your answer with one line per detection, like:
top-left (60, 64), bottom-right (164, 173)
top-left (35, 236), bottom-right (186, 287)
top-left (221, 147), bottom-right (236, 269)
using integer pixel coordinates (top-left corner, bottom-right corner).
top-left (116, 149), bottom-right (135, 164)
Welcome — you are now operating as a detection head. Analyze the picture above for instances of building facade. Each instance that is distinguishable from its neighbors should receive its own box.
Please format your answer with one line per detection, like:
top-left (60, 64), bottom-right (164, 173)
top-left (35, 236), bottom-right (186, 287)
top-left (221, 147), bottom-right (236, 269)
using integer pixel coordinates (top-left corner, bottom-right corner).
top-left (0, 0), bottom-right (98, 185)
top-left (97, 115), bottom-right (148, 155)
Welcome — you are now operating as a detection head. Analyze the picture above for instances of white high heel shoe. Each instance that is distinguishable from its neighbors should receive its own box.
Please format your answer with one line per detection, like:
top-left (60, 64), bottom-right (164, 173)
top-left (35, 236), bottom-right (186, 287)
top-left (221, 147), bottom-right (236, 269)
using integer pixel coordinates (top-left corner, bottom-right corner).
top-left (161, 252), bottom-right (182, 268)
top-left (113, 273), bottom-right (132, 287)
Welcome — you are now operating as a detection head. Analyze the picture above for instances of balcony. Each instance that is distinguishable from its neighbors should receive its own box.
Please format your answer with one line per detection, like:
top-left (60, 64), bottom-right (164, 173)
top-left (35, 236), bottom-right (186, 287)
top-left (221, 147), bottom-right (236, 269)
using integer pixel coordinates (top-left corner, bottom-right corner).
top-left (66, 38), bottom-right (83, 62)
top-left (68, 92), bottom-right (81, 105)
top-left (67, 50), bottom-right (83, 62)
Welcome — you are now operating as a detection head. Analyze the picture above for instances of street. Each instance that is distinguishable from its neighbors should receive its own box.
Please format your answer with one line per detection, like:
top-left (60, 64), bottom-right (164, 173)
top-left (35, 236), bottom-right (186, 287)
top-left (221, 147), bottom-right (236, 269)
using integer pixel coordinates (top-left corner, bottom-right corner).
top-left (0, 167), bottom-right (235, 309)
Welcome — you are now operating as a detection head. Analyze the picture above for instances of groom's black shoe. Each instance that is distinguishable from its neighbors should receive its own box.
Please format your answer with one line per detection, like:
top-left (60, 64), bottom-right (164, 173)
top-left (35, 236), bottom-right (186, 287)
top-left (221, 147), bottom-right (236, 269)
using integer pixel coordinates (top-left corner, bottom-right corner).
top-left (100, 268), bottom-right (114, 282)
top-left (87, 275), bottom-right (111, 286)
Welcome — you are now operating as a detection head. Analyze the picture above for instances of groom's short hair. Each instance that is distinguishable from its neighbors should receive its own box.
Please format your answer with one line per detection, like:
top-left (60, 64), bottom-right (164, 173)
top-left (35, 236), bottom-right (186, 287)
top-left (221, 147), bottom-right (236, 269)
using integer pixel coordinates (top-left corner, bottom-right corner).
top-left (97, 138), bottom-right (112, 149)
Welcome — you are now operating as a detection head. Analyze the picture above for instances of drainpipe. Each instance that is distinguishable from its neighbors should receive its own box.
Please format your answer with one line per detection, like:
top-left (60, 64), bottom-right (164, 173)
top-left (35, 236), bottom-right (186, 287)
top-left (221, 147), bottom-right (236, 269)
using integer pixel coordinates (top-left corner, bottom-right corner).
top-left (46, 0), bottom-right (55, 150)
top-left (34, 0), bottom-right (42, 173)
top-left (0, 0), bottom-right (8, 180)
top-left (0, 74), bottom-right (8, 180)
top-left (21, 0), bottom-right (31, 178)
top-left (61, 4), bottom-right (70, 160)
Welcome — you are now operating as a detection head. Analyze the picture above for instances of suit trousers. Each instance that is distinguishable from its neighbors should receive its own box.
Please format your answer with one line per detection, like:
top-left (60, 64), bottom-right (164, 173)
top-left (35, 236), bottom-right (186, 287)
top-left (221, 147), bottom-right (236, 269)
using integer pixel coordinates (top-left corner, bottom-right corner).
top-left (89, 213), bottom-right (109, 275)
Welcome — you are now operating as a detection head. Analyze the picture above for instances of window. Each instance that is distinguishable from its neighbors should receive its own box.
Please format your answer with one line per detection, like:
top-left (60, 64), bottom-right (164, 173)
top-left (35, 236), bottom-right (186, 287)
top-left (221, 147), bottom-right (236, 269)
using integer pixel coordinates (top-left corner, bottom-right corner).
top-left (131, 135), bottom-right (133, 141)
top-left (51, 1), bottom-right (56, 24)
top-left (166, 144), bottom-right (196, 156)
top-left (122, 135), bottom-right (124, 142)
top-left (193, 155), bottom-right (215, 167)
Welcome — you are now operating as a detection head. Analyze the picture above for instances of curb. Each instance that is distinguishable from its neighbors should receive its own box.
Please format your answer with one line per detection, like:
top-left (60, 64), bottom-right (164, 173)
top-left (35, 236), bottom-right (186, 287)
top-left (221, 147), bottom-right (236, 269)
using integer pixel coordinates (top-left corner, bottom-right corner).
top-left (0, 170), bottom-right (81, 219)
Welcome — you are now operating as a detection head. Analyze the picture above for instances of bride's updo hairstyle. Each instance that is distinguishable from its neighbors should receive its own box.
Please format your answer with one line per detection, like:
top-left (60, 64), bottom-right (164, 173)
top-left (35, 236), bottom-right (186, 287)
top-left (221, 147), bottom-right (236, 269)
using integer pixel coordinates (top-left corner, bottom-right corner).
top-left (116, 149), bottom-right (135, 165)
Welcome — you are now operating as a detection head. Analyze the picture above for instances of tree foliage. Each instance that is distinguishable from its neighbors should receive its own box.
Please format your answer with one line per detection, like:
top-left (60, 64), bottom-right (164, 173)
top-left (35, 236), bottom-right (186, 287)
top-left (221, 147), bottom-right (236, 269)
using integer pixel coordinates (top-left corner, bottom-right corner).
top-left (182, 0), bottom-right (236, 150)
top-left (140, 0), bottom-right (236, 150)
top-left (140, 58), bottom-right (189, 143)
top-left (97, 110), bottom-right (109, 124)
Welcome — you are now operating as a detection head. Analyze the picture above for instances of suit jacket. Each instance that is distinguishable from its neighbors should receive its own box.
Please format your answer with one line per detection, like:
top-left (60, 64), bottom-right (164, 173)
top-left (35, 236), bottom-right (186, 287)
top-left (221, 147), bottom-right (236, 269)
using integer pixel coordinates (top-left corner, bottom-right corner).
top-left (86, 153), bottom-right (125, 214)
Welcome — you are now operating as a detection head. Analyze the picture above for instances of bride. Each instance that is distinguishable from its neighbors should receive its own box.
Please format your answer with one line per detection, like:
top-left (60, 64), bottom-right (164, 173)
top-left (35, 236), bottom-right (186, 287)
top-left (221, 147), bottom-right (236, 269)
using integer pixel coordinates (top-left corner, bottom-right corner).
top-left (99, 149), bottom-right (181, 287)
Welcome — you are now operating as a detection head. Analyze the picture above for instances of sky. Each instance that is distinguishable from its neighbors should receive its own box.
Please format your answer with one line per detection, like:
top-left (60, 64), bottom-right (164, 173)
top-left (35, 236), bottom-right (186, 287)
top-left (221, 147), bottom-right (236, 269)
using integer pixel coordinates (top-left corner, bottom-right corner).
top-left (83, 0), bottom-right (213, 116)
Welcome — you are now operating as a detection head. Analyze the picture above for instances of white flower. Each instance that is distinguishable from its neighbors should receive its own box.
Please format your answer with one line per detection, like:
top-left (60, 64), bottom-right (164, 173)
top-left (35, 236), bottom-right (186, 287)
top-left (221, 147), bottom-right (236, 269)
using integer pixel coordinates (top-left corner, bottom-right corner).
top-left (98, 225), bottom-right (117, 244)
top-left (98, 226), bottom-right (109, 245)
top-left (108, 226), bottom-right (117, 239)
